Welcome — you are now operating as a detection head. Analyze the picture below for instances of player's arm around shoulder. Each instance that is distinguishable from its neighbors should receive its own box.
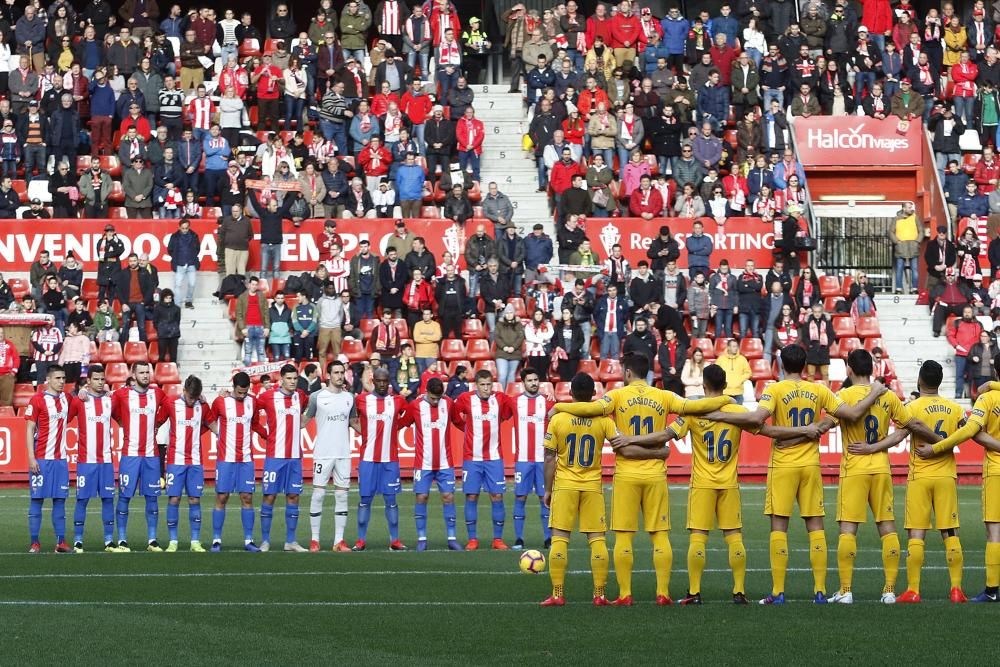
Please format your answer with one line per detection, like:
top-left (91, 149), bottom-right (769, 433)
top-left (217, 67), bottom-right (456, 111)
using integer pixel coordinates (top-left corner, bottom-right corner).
top-left (550, 391), bottom-right (613, 419)
top-left (830, 380), bottom-right (886, 422)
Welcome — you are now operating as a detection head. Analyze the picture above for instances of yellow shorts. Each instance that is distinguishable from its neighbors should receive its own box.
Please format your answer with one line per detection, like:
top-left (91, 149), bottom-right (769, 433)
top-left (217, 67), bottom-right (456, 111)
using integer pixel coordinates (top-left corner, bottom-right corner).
top-left (548, 488), bottom-right (607, 533)
top-left (904, 476), bottom-right (959, 530)
top-left (984, 475), bottom-right (1000, 524)
top-left (686, 487), bottom-right (742, 531)
top-left (611, 477), bottom-right (670, 533)
top-left (764, 465), bottom-right (825, 518)
top-left (836, 473), bottom-right (894, 523)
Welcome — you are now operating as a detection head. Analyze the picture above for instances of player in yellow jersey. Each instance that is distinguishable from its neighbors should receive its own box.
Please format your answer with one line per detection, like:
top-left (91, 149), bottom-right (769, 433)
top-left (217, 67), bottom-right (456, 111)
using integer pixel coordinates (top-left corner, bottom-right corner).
top-left (540, 373), bottom-right (648, 607)
top-left (926, 364), bottom-right (1000, 603)
top-left (862, 361), bottom-right (965, 604)
top-left (705, 344), bottom-right (888, 605)
top-left (611, 364), bottom-right (755, 605)
top-left (824, 350), bottom-right (938, 605)
top-left (551, 353), bottom-right (733, 606)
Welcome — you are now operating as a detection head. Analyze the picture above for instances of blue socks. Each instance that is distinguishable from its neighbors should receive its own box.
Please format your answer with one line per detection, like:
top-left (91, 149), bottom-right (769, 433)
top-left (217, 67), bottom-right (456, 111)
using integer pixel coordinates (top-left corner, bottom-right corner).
top-left (465, 498), bottom-right (478, 540)
top-left (514, 497), bottom-right (527, 541)
top-left (144, 496), bottom-right (158, 542)
top-left (260, 503), bottom-right (274, 543)
top-left (285, 503), bottom-right (298, 544)
top-left (52, 498), bottom-right (65, 543)
top-left (101, 498), bottom-right (114, 544)
top-left (491, 500), bottom-right (505, 540)
top-left (212, 508), bottom-right (225, 542)
top-left (415, 501), bottom-right (428, 541)
top-left (190, 503), bottom-right (202, 542)
top-left (385, 495), bottom-right (398, 541)
top-left (74, 498), bottom-right (89, 543)
top-left (357, 497), bottom-right (372, 541)
top-left (443, 502), bottom-right (457, 540)
top-left (241, 508), bottom-right (255, 543)
top-left (29, 498), bottom-right (43, 543)
top-left (540, 496), bottom-right (551, 541)
top-left (116, 496), bottom-right (130, 542)
top-left (167, 502), bottom-right (179, 541)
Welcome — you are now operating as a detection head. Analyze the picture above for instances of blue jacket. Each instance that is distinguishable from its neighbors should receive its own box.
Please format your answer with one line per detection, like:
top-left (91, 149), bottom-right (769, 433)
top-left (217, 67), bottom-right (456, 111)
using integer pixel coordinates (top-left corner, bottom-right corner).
top-left (88, 81), bottom-right (116, 118)
top-left (708, 15), bottom-right (738, 46)
top-left (696, 83), bottom-right (730, 122)
top-left (685, 233), bottom-right (714, 270)
top-left (395, 163), bottom-right (426, 201)
top-left (524, 233), bottom-right (554, 270)
top-left (642, 44), bottom-right (669, 74)
top-left (527, 67), bottom-right (556, 103)
top-left (747, 167), bottom-right (775, 201)
top-left (175, 138), bottom-right (203, 171)
top-left (593, 295), bottom-right (628, 338)
top-left (944, 171), bottom-right (969, 204)
top-left (167, 229), bottom-right (201, 270)
top-left (203, 136), bottom-right (231, 171)
top-left (660, 16), bottom-right (689, 54)
top-left (772, 160), bottom-right (806, 190)
top-left (957, 192), bottom-right (990, 218)
top-left (349, 115), bottom-right (380, 147)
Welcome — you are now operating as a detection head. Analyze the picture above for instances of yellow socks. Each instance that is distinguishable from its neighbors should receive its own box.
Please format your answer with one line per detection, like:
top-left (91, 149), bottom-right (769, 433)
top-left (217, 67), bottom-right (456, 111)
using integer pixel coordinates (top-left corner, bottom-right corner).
top-left (687, 532), bottom-right (708, 595)
top-left (589, 536), bottom-right (609, 599)
top-left (613, 531), bottom-right (634, 599)
top-left (837, 533), bottom-right (857, 593)
top-left (726, 532), bottom-right (747, 594)
top-left (770, 531), bottom-right (789, 595)
top-left (945, 535), bottom-right (965, 589)
top-left (548, 536), bottom-right (569, 598)
top-left (985, 542), bottom-right (1000, 589)
top-left (906, 538), bottom-right (925, 594)
top-left (651, 531), bottom-right (673, 598)
top-left (809, 530), bottom-right (828, 594)
top-left (881, 532), bottom-right (900, 594)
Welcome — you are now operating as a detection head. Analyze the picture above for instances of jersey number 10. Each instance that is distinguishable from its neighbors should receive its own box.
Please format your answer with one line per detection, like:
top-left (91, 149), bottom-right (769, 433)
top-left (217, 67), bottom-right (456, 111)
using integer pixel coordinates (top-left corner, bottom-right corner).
top-left (565, 433), bottom-right (597, 467)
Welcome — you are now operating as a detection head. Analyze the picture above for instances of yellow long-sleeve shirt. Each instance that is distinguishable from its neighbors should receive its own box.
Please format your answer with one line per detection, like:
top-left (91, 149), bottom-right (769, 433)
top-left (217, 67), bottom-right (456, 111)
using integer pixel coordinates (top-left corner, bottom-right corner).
top-left (717, 352), bottom-right (751, 398)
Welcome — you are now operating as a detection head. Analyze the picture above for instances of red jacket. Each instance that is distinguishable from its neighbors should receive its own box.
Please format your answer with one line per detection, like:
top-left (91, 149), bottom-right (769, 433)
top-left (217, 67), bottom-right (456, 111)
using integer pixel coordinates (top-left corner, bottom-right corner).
top-left (0, 339), bottom-right (18, 376)
top-left (371, 92), bottom-right (400, 117)
top-left (550, 160), bottom-right (583, 195)
top-left (562, 116), bottom-right (585, 145)
top-left (403, 279), bottom-right (436, 312)
top-left (974, 159), bottom-right (1000, 193)
top-left (118, 115), bottom-right (152, 141)
top-left (860, 0), bottom-right (893, 35)
top-left (947, 317), bottom-right (983, 357)
top-left (577, 88), bottom-right (610, 117)
top-left (710, 45), bottom-right (739, 85)
top-left (401, 91), bottom-right (433, 125)
top-left (586, 16), bottom-right (613, 48)
top-left (455, 117), bottom-right (485, 154)
top-left (358, 145), bottom-right (393, 177)
top-left (610, 13), bottom-right (645, 50)
top-left (629, 186), bottom-right (664, 216)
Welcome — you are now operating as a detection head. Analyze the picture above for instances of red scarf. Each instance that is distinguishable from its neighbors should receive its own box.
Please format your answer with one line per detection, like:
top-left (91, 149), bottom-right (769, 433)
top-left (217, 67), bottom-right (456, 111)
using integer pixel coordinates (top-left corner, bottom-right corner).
top-left (375, 322), bottom-right (398, 351)
top-left (808, 317), bottom-right (828, 347)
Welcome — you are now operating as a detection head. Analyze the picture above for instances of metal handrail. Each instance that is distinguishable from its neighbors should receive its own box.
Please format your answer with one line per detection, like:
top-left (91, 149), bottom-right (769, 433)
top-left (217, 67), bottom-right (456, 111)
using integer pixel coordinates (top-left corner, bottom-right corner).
top-left (923, 125), bottom-right (953, 239)
top-left (786, 116), bottom-right (818, 243)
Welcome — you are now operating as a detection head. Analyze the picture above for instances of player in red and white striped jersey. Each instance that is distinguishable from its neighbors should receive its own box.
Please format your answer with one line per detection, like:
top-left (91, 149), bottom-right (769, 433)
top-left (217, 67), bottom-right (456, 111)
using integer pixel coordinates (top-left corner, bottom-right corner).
top-left (404, 377), bottom-right (463, 551)
top-left (210, 372), bottom-right (267, 552)
top-left (256, 364), bottom-right (309, 552)
top-left (353, 368), bottom-right (411, 551)
top-left (24, 364), bottom-right (71, 553)
top-left (159, 376), bottom-right (219, 553)
top-left (68, 365), bottom-right (117, 552)
top-left (513, 368), bottom-right (555, 550)
top-left (110, 361), bottom-right (168, 552)
top-left (450, 369), bottom-right (517, 550)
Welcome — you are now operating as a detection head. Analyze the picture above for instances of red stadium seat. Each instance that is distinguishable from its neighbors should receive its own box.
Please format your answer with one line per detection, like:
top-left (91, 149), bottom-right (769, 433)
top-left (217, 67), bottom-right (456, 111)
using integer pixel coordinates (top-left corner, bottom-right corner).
top-left (0, 406), bottom-right (14, 417)
top-left (123, 341), bottom-right (148, 365)
top-left (440, 339), bottom-right (467, 361)
top-left (98, 341), bottom-right (124, 363)
top-left (739, 337), bottom-right (764, 360)
top-left (13, 384), bottom-right (35, 408)
top-left (146, 341), bottom-right (159, 363)
top-left (838, 337), bottom-right (862, 359)
top-left (824, 296), bottom-right (847, 314)
top-left (855, 316), bottom-right (882, 338)
top-left (754, 380), bottom-right (775, 401)
top-left (228, 299), bottom-right (237, 321)
top-left (81, 278), bottom-right (99, 301)
top-left (840, 275), bottom-right (855, 297)
top-left (420, 206), bottom-right (441, 218)
top-left (690, 338), bottom-right (716, 360)
top-left (99, 155), bottom-right (122, 177)
top-left (162, 383), bottom-right (183, 398)
top-left (7, 278), bottom-right (28, 300)
top-left (103, 362), bottom-right (129, 385)
top-left (153, 362), bottom-right (181, 385)
top-left (508, 298), bottom-right (527, 318)
top-left (577, 359), bottom-right (599, 376)
top-left (598, 359), bottom-right (623, 382)
top-left (473, 359), bottom-right (497, 376)
top-left (461, 319), bottom-right (487, 339)
top-left (714, 338), bottom-right (730, 358)
top-left (538, 382), bottom-right (556, 400)
top-left (391, 318), bottom-right (410, 339)
top-left (359, 318), bottom-right (378, 338)
top-left (11, 179), bottom-right (27, 203)
top-left (506, 382), bottom-right (523, 396)
top-left (555, 382), bottom-right (573, 402)
top-left (749, 358), bottom-right (774, 382)
top-left (145, 321), bottom-right (157, 343)
top-left (341, 338), bottom-right (367, 363)
top-left (467, 339), bottom-right (493, 360)
top-left (832, 317), bottom-right (856, 339)
top-left (819, 275), bottom-right (842, 298)
top-left (863, 337), bottom-right (887, 354)
top-left (605, 381), bottom-right (624, 391)
top-left (890, 379), bottom-right (906, 400)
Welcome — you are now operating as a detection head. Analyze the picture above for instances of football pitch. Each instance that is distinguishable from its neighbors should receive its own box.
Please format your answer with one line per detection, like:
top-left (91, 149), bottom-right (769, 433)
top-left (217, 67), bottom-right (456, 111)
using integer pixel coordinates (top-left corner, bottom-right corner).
top-left (3, 483), bottom-right (999, 664)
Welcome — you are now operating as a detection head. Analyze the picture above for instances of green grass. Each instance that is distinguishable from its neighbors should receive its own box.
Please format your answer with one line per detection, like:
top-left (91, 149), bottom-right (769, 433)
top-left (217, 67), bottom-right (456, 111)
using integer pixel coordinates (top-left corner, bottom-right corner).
top-left (4, 484), bottom-right (1000, 664)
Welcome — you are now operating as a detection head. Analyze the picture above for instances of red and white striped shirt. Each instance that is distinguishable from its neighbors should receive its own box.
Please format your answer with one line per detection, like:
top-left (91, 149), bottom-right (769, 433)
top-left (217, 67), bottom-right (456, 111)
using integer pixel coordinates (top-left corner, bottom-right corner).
top-left (515, 393), bottom-right (552, 463)
top-left (211, 394), bottom-right (259, 463)
top-left (25, 391), bottom-right (68, 460)
top-left (112, 386), bottom-right (166, 458)
top-left (257, 388), bottom-right (307, 459)
top-left (438, 41), bottom-right (461, 66)
top-left (356, 392), bottom-right (411, 463)
top-left (325, 256), bottom-right (350, 293)
top-left (451, 391), bottom-right (515, 462)
top-left (187, 97), bottom-right (215, 130)
top-left (407, 396), bottom-right (452, 470)
top-left (163, 396), bottom-right (214, 466)
top-left (380, 0), bottom-right (401, 35)
top-left (69, 391), bottom-right (114, 464)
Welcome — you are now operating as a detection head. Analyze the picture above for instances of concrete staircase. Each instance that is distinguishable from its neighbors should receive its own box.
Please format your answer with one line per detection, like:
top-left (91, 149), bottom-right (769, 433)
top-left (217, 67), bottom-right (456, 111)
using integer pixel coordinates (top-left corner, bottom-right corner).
top-left (474, 84), bottom-right (553, 238)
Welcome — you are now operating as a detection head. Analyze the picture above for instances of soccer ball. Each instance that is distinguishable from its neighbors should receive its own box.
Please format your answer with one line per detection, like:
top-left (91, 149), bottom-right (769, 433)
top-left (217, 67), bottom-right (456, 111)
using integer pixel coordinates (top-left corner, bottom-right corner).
top-left (519, 549), bottom-right (546, 574)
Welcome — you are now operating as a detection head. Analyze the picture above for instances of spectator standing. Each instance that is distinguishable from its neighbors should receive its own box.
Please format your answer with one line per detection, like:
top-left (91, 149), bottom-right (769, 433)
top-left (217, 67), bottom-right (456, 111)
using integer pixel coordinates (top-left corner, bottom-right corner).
top-left (115, 254), bottom-right (156, 342)
top-left (379, 247), bottom-right (408, 318)
top-left (495, 306), bottom-right (525, 388)
top-left (924, 225), bottom-right (957, 290)
top-left (348, 239), bottom-right (380, 320)
top-left (235, 277), bottom-right (269, 367)
top-left (685, 221), bottom-right (714, 279)
top-left (736, 260), bottom-right (764, 339)
top-left (30, 320), bottom-right (63, 385)
top-left (315, 280), bottom-right (345, 361)
top-left (268, 292), bottom-right (293, 361)
top-left (801, 301), bottom-right (836, 384)
top-left (709, 260), bottom-right (737, 339)
top-left (291, 292), bottom-right (318, 362)
top-left (947, 305), bottom-right (984, 399)
top-left (434, 265), bottom-right (467, 339)
top-left (890, 201), bottom-right (921, 294)
top-left (412, 309), bottom-right (442, 375)
top-left (0, 326), bottom-right (18, 405)
top-left (594, 284), bottom-right (627, 361)
top-left (967, 330), bottom-right (998, 398)
top-left (219, 205), bottom-right (253, 278)
top-left (153, 289), bottom-right (181, 363)
top-left (166, 219), bottom-right (199, 310)
top-left (718, 338), bottom-right (751, 404)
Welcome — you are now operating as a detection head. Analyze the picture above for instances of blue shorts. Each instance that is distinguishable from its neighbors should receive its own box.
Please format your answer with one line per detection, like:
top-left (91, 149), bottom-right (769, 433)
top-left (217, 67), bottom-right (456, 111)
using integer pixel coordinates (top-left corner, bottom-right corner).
top-left (514, 461), bottom-right (545, 497)
top-left (30, 459), bottom-right (70, 499)
top-left (118, 456), bottom-right (162, 498)
top-left (215, 461), bottom-right (256, 495)
top-left (166, 464), bottom-right (205, 498)
top-left (76, 462), bottom-right (116, 499)
top-left (358, 460), bottom-right (402, 498)
top-left (262, 458), bottom-right (303, 496)
top-left (413, 468), bottom-right (456, 495)
top-left (462, 460), bottom-right (507, 495)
